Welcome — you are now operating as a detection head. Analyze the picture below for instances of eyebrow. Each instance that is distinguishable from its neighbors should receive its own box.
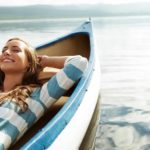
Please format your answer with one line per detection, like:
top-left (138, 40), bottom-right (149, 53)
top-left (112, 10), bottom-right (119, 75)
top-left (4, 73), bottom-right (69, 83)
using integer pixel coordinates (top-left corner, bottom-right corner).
top-left (12, 46), bottom-right (21, 49)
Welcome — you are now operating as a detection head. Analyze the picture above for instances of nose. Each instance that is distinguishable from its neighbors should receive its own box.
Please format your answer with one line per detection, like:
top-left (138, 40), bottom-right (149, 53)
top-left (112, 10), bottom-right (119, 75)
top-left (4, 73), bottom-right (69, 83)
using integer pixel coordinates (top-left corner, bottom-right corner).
top-left (3, 49), bottom-right (11, 56)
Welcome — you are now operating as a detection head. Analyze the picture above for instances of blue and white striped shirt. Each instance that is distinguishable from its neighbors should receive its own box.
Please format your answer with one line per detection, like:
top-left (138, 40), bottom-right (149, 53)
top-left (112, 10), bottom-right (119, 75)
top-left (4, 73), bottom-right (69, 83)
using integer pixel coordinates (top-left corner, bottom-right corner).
top-left (0, 56), bottom-right (88, 150)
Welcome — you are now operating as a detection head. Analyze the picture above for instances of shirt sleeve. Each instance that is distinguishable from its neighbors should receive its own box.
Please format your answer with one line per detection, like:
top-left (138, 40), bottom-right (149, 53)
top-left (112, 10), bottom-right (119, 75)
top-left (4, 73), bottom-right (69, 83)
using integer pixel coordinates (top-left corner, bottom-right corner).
top-left (39, 55), bottom-right (88, 108)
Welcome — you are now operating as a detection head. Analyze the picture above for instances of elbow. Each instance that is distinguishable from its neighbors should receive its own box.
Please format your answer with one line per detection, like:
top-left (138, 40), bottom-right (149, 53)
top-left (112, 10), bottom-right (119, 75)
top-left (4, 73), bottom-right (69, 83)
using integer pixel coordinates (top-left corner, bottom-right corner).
top-left (65, 55), bottom-right (88, 73)
top-left (79, 56), bottom-right (88, 73)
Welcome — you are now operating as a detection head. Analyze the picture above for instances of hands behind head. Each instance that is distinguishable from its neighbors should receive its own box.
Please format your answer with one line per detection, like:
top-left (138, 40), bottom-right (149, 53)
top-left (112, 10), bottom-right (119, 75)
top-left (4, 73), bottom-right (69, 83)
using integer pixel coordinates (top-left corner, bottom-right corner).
top-left (38, 55), bottom-right (50, 68)
top-left (38, 55), bottom-right (67, 69)
top-left (37, 55), bottom-right (60, 81)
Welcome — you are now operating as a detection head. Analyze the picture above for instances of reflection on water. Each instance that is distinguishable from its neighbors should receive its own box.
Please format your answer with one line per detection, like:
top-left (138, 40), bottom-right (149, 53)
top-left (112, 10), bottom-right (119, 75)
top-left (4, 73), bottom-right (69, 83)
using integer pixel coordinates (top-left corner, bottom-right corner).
top-left (95, 17), bottom-right (150, 150)
top-left (96, 105), bottom-right (150, 150)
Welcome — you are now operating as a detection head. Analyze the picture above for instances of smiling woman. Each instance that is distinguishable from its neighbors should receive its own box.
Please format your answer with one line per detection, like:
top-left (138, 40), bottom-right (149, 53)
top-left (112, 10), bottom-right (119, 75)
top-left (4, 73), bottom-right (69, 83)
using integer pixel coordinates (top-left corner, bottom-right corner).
top-left (0, 37), bottom-right (88, 149)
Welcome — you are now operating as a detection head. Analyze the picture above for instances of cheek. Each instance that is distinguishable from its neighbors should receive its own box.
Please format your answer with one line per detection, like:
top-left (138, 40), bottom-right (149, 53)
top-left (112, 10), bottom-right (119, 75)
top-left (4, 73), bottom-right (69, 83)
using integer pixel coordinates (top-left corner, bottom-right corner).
top-left (17, 54), bottom-right (29, 69)
top-left (22, 58), bottom-right (29, 69)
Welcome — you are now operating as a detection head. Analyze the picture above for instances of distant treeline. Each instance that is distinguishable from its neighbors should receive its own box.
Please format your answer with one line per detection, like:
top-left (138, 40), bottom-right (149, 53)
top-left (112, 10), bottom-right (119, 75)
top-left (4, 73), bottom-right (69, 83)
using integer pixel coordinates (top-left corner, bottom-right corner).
top-left (0, 3), bottom-right (150, 19)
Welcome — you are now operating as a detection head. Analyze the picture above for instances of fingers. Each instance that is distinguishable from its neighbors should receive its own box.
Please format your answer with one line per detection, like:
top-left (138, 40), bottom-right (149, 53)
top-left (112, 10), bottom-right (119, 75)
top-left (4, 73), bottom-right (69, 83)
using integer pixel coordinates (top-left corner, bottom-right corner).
top-left (37, 55), bottom-right (49, 68)
top-left (37, 55), bottom-right (43, 63)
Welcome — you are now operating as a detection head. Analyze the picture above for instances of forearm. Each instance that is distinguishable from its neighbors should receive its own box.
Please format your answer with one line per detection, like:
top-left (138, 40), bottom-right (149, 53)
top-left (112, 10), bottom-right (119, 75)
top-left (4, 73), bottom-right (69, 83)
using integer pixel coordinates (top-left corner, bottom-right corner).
top-left (40, 55), bottom-right (88, 101)
top-left (39, 55), bottom-right (69, 69)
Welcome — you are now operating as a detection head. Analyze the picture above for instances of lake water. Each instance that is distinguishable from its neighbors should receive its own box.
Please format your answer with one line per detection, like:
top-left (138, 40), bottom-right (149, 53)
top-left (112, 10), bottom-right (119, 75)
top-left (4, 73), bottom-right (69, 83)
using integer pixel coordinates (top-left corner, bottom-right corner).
top-left (95, 16), bottom-right (150, 150)
top-left (1, 16), bottom-right (150, 150)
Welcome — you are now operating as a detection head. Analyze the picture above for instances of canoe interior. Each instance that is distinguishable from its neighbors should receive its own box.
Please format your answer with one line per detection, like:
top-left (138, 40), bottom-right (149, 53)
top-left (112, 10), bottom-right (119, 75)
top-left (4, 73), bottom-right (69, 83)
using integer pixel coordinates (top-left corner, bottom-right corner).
top-left (37, 33), bottom-right (90, 58)
top-left (11, 32), bottom-right (90, 149)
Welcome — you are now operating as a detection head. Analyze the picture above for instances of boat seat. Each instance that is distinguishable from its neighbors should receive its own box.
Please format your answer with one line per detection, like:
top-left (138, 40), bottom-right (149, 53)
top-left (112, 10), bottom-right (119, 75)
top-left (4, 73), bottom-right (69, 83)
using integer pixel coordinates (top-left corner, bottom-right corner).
top-left (38, 67), bottom-right (60, 82)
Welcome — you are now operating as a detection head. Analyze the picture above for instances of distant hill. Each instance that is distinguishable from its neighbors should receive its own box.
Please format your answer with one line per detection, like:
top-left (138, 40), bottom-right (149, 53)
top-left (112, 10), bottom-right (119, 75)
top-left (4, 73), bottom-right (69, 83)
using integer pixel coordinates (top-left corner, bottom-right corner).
top-left (0, 3), bottom-right (150, 19)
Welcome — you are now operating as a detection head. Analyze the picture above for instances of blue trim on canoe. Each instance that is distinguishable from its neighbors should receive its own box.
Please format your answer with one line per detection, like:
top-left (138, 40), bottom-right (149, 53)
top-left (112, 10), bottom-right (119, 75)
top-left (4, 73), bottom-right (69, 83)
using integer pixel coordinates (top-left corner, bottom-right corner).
top-left (21, 21), bottom-right (96, 149)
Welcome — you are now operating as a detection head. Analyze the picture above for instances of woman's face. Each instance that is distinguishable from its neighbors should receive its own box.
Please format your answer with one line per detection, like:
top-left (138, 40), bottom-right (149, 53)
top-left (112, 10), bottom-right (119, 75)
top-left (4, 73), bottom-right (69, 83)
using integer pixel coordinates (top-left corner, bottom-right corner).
top-left (0, 40), bottom-right (29, 74)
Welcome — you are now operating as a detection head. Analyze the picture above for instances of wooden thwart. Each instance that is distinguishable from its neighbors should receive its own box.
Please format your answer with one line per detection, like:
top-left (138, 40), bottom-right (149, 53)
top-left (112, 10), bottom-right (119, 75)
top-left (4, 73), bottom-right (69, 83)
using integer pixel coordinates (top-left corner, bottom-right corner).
top-left (38, 67), bottom-right (60, 80)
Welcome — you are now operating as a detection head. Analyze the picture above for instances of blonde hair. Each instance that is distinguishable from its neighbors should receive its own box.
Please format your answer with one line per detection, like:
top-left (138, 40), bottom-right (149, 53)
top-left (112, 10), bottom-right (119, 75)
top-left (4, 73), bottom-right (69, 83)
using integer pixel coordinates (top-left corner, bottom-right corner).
top-left (0, 38), bottom-right (43, 112)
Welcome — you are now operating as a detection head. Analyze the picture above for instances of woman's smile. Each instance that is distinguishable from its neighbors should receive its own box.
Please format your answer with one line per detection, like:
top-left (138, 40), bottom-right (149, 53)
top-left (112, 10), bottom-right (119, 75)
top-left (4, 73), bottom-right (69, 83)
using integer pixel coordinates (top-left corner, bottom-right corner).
top-left (2, 58), bottom-right (15, 63)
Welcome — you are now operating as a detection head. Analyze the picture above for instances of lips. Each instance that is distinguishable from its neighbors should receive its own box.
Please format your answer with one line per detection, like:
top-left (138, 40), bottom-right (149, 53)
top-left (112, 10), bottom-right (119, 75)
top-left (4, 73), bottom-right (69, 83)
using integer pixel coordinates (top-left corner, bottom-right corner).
top-left (2, 58), bottom-right (15, 63)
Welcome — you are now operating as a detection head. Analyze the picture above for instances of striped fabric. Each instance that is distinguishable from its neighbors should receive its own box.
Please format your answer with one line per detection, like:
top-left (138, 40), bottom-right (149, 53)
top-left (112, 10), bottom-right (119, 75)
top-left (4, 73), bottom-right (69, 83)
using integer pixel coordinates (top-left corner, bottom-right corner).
top-left (0, 55), bottom-right (88, 150)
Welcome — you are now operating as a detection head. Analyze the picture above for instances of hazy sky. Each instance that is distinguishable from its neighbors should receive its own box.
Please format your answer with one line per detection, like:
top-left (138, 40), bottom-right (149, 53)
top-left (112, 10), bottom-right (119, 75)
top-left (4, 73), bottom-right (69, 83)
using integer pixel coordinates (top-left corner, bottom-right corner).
top-left (0, 0), bottom-right (150, 6)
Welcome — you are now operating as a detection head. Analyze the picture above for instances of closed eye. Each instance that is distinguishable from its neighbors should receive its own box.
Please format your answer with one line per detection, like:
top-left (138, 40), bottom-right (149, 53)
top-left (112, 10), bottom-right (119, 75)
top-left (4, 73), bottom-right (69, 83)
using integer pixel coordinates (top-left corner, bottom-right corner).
top-left (11, 46), bottom-right (21, 53)
top-left (12, 49), bottom-right (21, 53)
top-left (1, 46), bottom-right (22, 53)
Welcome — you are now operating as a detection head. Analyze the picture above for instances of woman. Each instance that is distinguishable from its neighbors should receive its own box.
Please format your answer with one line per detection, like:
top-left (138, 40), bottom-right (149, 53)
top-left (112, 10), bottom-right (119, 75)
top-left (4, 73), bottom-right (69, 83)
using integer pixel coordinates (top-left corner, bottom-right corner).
top-left (0, 38), bottom-right (88, 149)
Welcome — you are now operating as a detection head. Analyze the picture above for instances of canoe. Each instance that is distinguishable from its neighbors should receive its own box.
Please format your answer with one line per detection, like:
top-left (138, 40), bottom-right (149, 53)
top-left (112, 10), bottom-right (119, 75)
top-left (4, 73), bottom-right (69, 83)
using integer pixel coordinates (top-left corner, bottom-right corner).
top-left (12, 21), bottom-right (100, 150)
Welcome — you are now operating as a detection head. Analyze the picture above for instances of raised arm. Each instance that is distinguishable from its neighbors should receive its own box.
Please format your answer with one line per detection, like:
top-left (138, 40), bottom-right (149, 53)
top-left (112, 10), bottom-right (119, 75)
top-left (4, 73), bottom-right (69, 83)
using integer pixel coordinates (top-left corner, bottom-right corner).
top-left (38, 55), bottom-right (88, 108)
